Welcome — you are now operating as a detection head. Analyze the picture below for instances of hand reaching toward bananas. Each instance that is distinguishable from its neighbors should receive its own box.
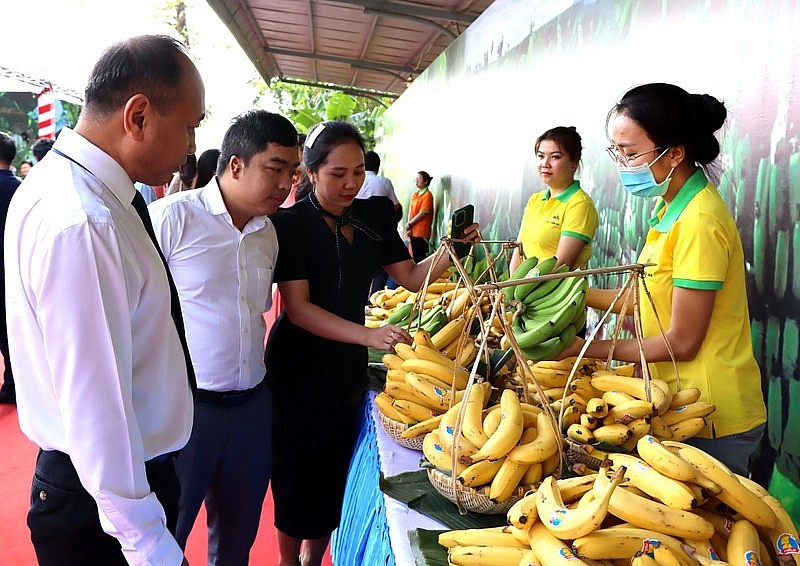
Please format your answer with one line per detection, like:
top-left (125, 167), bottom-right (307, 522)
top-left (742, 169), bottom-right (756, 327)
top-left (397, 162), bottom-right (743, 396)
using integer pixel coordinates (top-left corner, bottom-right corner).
top-left (370, 324), bottom-right (412, 351)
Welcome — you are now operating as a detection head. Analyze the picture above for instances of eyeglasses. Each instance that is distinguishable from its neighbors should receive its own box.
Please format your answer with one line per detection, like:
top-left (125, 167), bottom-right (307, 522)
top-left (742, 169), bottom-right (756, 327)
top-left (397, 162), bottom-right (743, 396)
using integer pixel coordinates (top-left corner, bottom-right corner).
top-left (605, 145), bottom-right (663, 167)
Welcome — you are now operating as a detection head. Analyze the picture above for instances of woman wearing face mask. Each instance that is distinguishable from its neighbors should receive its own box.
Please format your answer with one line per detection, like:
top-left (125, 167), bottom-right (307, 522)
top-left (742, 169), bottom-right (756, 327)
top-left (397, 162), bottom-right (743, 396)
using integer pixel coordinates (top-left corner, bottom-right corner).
top-left (509, 126), bottom-right (599, 273)
top-left (562, 83), bottom-right (766, 475)
top-left (264, 121), bottom-right (480, 566)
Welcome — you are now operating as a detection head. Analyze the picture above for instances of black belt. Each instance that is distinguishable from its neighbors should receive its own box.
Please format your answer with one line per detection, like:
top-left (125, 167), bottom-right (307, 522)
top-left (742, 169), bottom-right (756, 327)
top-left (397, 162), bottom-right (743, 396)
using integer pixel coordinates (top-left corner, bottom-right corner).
top-left (196, 380), bottom-right (263, 407)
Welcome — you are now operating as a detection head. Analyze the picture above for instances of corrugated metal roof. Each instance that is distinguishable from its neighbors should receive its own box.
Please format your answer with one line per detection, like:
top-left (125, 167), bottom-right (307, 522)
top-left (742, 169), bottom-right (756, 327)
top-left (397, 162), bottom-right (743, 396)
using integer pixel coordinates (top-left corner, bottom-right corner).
top-left (206, 0), bottom-right (494, 98)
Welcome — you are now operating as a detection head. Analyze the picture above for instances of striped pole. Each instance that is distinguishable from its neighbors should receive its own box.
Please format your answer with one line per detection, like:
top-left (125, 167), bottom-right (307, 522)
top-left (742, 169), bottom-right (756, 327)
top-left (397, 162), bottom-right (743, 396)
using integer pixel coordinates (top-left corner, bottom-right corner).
top-left (37, 84), bottom-right (56, 140)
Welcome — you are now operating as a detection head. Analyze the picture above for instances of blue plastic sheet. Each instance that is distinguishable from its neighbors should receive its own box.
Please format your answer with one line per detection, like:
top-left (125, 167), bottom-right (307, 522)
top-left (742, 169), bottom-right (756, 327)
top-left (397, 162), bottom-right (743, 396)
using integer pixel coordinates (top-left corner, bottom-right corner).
top-left (331, 397), bottom-right (395, 566)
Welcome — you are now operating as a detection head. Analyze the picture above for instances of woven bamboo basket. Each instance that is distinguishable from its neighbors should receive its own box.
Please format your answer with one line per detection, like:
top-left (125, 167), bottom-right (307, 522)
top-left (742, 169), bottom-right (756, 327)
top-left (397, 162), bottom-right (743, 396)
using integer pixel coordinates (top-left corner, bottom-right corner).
top-left (377, 411), bottom-right (424, 451)
top-left (426, 466), bottom-right (531, 515)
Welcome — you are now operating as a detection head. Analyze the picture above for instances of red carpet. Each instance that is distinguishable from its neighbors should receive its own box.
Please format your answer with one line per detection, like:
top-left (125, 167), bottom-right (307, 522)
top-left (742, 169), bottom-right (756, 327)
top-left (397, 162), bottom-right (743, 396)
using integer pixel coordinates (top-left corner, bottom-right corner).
top-left (0, 372), bottom-right (333, 565)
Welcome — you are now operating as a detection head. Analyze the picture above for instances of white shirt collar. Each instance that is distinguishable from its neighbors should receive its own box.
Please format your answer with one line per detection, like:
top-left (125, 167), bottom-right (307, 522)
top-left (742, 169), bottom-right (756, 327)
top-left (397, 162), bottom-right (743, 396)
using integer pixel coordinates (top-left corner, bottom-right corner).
top-left (54, 127), bottom-right (137, 209)
top-left (199, 177), bottom-right (269, 233)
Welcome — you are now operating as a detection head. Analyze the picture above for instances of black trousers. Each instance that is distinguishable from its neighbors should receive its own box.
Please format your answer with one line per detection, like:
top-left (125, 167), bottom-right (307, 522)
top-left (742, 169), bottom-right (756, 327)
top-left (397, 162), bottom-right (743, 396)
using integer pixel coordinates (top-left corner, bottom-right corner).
top-left (0, 306), bottom-right (14, 394)
top-left (27, 449), bottom-right (181, 566)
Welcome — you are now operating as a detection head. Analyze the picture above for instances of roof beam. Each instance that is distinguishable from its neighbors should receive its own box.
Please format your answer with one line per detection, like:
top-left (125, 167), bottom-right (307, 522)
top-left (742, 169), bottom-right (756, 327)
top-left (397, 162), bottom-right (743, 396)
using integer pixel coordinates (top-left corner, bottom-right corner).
top-left (333, 0), bottom-right (476, 24)
top-left (262, 46), bottom-right (418, 74)
top-left (276, 77), bottom-right (398, 101)
top-left (364, 7), bottom-right (457, 40)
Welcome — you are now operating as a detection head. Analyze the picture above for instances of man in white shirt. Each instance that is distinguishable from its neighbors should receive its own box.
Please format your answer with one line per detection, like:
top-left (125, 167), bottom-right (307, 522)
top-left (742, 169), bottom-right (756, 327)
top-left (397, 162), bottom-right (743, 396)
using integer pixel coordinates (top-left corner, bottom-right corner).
top-left (149, 110), bottom-right (300, 565)
top-left (357, 150), bottom-right (401, 293)
top-left (356, 150), bottom-right (401, 218)
top-left (4, 35), bottom-right (204, 566)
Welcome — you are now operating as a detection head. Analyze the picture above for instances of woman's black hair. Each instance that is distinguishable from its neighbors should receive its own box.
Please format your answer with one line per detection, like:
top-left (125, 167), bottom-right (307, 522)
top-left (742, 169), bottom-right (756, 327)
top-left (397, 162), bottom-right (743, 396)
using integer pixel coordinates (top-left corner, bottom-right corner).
top-left (195, 148), bottom-right (220, 188)
top-left (609, 83), bottom-right (726, 166)
top-left (417, 170), bottom-right (432, 186)
top-left (303, 121), bottom-right (365, 174)
top-left (535, 126), bottom-right (583, 162)
top-left (178, 152), bottom-right (197, 185)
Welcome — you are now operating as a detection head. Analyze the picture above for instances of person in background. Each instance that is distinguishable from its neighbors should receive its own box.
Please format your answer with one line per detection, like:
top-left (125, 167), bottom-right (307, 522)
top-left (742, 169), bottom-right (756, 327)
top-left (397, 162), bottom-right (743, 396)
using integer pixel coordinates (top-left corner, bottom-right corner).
top-left (195, 147), bottom-right (220, 189)
top-left (0, 132), bottom-right (22, 405)
top-left (509, 126), bottom-right (598, 273)
top-left (166, 151), bottom-right (197, 195)
top-left (18, 159), bottom-right (33, 178)
top-left (405, 170), bottom-right (434, 262)
top-left (150, 110), bottom-right (299, 565)
top-left (357, 150), bottom-right (401, 293)
top-left (357, 150), bottom-right (401, 219)
top-left (561, 83), bottom-right (767, 475)
top-left (264, 121), bottom-right (480, 566)
top-left (291, 134), bottom-right (313, 202)
top-left (4, 34), bottom-right (203, 565)
top-left (31, 138), bottom-right (55, 162)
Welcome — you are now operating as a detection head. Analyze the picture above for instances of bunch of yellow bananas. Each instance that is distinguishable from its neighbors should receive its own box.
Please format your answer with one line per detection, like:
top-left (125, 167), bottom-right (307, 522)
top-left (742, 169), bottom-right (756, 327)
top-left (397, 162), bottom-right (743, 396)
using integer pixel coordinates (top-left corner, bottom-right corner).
top-left (374, 325), bottom-right (480, 436)
top-left (509, 357), bottom-right (714, 451)
top-left (420, 386), bottom-right (565, 504)
top-left (439, 438), bottom-right (799, 565)
top-left (566, 369), bottom-right (716, 451)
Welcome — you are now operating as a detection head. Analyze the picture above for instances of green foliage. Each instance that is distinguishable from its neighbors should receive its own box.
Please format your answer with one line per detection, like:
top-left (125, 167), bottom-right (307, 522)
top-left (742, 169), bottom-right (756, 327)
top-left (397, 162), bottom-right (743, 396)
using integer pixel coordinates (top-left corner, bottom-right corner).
top-left (325, 92), bottom-right (357, 120)
top-left (254, 78), bottom-right (389, 148)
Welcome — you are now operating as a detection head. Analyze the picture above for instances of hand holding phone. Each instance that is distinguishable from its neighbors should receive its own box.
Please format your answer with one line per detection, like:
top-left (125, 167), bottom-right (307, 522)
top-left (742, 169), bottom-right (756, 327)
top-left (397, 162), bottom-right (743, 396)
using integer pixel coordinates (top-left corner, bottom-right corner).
top-left (448, 204), bottom-right (475, 258)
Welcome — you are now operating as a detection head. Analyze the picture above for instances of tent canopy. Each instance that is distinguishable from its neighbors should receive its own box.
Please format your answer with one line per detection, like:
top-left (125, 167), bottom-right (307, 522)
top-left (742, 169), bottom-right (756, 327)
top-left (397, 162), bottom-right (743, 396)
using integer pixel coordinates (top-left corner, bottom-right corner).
top-left (206, 0), bottom-right (494, 98)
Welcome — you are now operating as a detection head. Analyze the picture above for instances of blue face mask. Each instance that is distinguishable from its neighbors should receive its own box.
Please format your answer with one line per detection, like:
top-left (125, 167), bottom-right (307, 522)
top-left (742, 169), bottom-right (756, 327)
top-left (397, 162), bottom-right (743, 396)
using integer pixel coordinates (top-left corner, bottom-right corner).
top-left (616, 147), bottom-right (674, 198)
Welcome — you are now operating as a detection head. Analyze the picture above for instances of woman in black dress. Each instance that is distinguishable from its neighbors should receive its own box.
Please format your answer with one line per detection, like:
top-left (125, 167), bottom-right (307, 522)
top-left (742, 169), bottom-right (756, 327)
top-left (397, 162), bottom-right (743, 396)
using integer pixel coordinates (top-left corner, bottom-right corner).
top-left (265, 121), bottom-right (479, 566)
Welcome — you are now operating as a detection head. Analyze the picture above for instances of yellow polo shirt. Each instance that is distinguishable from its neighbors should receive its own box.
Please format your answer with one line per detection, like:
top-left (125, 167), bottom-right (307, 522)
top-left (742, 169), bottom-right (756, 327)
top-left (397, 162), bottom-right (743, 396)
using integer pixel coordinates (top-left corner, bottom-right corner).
top-left (638, 170), bottom-right (766, 438)
top-left (517, 181), bottom-right (598, 268)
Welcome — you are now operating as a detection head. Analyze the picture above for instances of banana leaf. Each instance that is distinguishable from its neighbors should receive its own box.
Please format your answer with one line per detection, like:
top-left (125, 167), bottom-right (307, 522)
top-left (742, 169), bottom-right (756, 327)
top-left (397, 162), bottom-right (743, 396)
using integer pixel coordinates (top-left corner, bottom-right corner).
top-left (379, 470), bottom-right (507, 530)
top-left (326, 92), bottom-right (357, 120)
top-left (291, 108), bottom-right (323, 132)
top-left (408, 529), bottom-right (449, 566)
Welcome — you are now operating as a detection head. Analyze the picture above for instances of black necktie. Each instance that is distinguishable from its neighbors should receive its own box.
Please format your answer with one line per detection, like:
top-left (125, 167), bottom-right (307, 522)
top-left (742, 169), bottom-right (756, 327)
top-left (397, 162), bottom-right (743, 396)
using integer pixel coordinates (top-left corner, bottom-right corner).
top-left (131, 191), bottom-right (197, 395)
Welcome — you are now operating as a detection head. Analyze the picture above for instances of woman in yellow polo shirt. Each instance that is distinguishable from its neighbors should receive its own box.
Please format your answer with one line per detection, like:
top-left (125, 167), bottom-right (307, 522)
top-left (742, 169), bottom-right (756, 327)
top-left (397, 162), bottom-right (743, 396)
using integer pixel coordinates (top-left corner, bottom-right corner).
top-left (564, 83), bottom-right (766, 475)
top-left (510, 126), bottom-right (598, 274)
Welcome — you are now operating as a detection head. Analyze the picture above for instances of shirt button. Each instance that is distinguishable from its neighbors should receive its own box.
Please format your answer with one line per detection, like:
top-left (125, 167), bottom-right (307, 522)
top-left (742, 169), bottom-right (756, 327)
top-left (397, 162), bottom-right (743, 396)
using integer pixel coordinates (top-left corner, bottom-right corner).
top-left (39, 490), bottom-right (47, 501)
top-left (243, 328), bottom-right (249, 333)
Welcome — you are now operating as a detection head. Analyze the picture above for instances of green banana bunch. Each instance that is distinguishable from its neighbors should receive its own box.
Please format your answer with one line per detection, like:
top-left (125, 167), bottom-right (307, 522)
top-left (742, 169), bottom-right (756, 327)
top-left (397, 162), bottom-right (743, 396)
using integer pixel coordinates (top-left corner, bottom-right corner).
top-left (502, 256), bottom-right (538, 303)
top-left (418, 305), bottom-right (450, 335)
top-left (384, 302), bottom-right (414, 325)
top-left (509, 266), bottom-right (588, 359)
top-left (520, 263), bottom-right (570, 305)
top-left (512, 256), bottom-right (559, 301)
top-left (521, 321), bottom-right (579, 361)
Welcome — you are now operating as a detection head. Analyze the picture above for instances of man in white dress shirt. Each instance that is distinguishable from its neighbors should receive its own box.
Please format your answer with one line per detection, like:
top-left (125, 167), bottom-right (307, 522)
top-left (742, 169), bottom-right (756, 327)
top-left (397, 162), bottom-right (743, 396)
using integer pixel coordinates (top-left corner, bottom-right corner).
top-left (356, 150), bottom-right (400, 218)
top-left (357, 150), bottom-right (401, 294)
top-left (149, 110), bottom-right (300, 565)
top-left (4, 35), bottom-right (204, 566)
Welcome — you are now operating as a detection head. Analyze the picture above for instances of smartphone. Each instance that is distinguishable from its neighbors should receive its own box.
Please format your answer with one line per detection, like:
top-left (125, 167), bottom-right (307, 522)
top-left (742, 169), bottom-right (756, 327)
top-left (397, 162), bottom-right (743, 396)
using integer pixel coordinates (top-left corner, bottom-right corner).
top-left (448, 204), bottom-right (475, 258)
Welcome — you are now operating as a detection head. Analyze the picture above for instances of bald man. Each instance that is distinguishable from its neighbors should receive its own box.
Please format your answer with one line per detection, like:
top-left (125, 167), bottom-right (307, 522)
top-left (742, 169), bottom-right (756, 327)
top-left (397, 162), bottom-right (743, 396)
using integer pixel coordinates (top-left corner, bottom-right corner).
top-left (4, 35), bottom-right (204, 566)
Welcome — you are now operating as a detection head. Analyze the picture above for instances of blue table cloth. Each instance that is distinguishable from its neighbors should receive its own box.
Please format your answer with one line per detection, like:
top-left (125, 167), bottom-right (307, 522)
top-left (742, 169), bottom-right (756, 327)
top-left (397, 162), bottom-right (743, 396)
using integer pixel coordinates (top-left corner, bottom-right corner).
top-left (331, 392), bottom-right (446, 565)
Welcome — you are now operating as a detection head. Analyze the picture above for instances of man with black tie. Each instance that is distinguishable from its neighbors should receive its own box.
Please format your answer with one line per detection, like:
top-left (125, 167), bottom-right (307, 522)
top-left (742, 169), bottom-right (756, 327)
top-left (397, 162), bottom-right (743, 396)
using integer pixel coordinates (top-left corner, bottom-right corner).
top-left (4, 35), bottom-right (204, 565)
